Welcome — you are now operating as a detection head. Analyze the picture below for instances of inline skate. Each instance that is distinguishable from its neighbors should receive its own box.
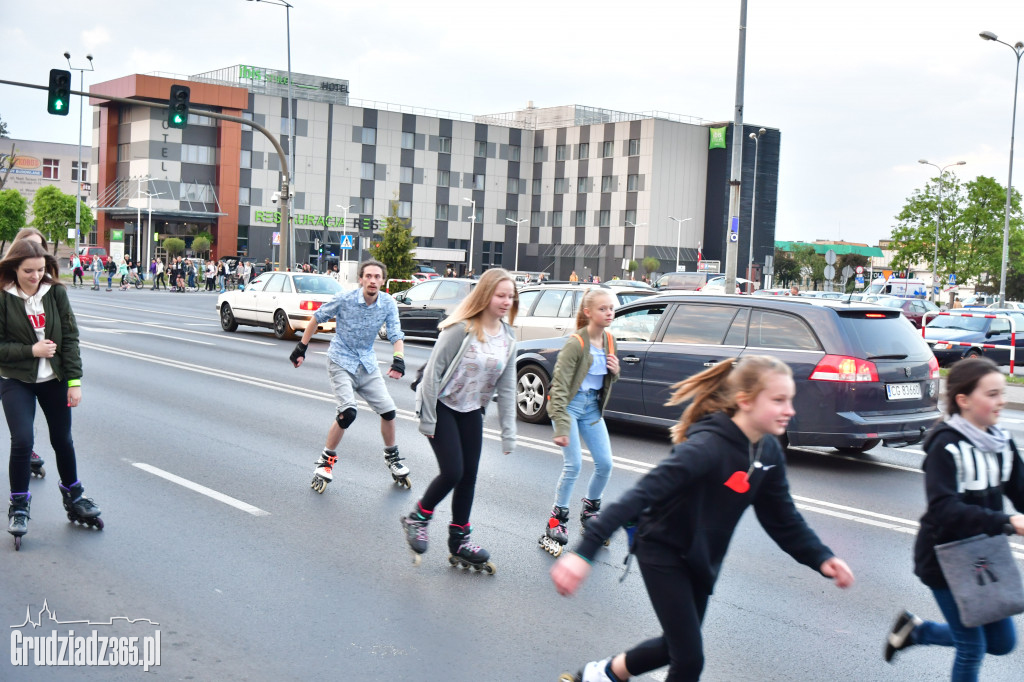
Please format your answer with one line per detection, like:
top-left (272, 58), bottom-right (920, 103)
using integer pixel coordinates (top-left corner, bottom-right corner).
top-left (539, 505), bottom-right (569, 557)
top-left (383, 445), bottom-right (411, 488)
top-left (558, 657), bottom-right (618, 682)
top-left (59, 481), bottom-right (103, 530)
top-left (448, 523), bottom-right (496, 575)
top-left (310, 449), bottom-right (337, 494)
top-left (8, 493), bottom-right (30, 551)
top-left (400, 505), bottom-right (432, 566)
top-left (30, 452), bottom-right (45, 478)
top-left (581, 497), bottom-right (610, 547)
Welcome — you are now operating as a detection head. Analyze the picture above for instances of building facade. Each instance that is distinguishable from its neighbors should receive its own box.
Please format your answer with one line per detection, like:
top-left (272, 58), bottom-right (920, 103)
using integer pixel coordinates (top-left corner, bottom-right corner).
top-left (1, 137), bottom-right (92, 241)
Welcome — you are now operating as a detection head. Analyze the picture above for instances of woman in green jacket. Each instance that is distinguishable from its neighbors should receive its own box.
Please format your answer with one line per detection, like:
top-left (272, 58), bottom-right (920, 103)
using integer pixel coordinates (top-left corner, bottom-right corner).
top-left (0, 240), bottom-right (102, 550)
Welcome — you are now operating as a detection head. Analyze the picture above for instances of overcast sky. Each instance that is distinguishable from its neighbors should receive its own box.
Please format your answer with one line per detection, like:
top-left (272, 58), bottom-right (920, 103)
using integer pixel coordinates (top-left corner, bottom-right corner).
top-left (3, 1), bottom-right (1024, 246)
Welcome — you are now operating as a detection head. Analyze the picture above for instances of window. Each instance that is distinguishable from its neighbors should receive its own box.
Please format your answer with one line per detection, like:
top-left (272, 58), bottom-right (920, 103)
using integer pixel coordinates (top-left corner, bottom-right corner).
top-left (533, 146), bottom-right (544, 162)
top-left (396, 201), bottom-right (412, 218)
top-left (180, 183), bottom-right (214, 203)
top-left (475, 140), bottom-right (488, 157)
top-left (405, 280), bottom-right (440, 303)
top-left (238, 187), bottom-right (250, 205)
top-left (602, 140), bottom-right (614, 158)
top-left (240, 150), bottom-right (252, 169)
top-left (360, 197), bottom-right (373, 214)
top-left (578, 142), bottom-right (589, 159)
top-left (532, 178), bottom-right (541, 194)
top-left (507, 177), bottom-right (520, 193)
top-left (517, 290), bottom-right (540, 315)
top-left (531, 211), bottom-right (543, 227)
top-left (598, 210), bottom-right (610, 227)
top-left (533, 289), bottom-right (567, 317)
top-left (556, 145), bottom-right (567, 161)
top-left (627, 174), bottom-right (639, 191)
top-left (181, 144), bottom-right (216, 164)
top-left (438, 136), bottom-right (452, 153)
top-left (188, 112), bottom-right (214, 126)
top-left (574, 210), bottom-right (586, 227)
top-left (509, 145), bottom-right (521, 162)
top-left (263, 274), bottom-right (287, 293)
top-left (241, 111), bottom-right (253, 131)
top-left (71, 161), bottom-right (88, 182)
top-left (361, 127), bottom-right (377, 145)
top-left (557, 291), bottom-right (577, 318)
top-left (609, 304), bottom-right (666, 343)
top-left (437, 170), bottom-right (450, 187)
top-left (42, 158), bottom-right (59, 180)
top-left (117, 144), bottom-right (129, 162)
top-left (554, 178), bottom-right (568, 194)
top-left (628, 138), bottom-right (640, 156)
top-left (471, 206), bottom-right (483, 223)
top-left (625, 209), bottom-right (637, 225)
top-left (506, 209), bottom-right (519, 222)
top-left (435, 280), bottom-right (466, 299)
top-left (552, 212), bottom-right (563, 228)
top-left (749, 311), bottom-right (820, 350)
top-left (662, 304), bottom-right (738, 345)
top-left (361, 162), bottom-right (375, 180)
top-left (401, 131), bottom-right (415, 149)
top-left (482, 240), bottom-right (503, 267)
top-left (723, 309), bottom-right (750, 346)
top-left (601, 175), bottom-right (613, 193)
top-left (472, 174), bottom-right (485, 190)
top-left (577, 177), bottom-right (588, 193)
top-left (436, 204), bottom-right (449, 220)
top-left (400, 166), bottom-right (413, 183)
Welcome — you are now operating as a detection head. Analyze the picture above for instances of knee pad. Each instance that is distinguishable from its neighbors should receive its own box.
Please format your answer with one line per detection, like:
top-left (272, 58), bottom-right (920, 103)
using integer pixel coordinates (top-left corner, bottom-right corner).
top-left (335, 407), bottom-right (358, 430)
top-left (380, 410), bottom-right (396, 422)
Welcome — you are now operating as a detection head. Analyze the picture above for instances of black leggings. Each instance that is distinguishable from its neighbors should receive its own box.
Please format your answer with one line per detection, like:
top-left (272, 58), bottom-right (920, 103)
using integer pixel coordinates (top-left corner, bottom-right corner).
top-left (623, 560), bottom-right (711, 682)
top-left (1, 378), bottom-right (78, 493)
top-left (418, 401), bottom-right (483, 525)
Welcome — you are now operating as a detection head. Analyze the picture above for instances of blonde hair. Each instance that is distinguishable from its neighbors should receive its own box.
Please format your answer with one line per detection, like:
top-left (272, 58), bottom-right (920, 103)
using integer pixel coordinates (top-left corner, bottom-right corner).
top-left (666, 355), bottom-right (792, 444)
top-left (438, 268), bottom-right (518, 340)
top-left (575, 288), bottom-right (615, 329)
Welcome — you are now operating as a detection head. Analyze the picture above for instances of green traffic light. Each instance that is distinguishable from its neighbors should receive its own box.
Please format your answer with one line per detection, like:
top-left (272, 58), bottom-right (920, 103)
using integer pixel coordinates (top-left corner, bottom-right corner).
top-left (54, 100), bottom-right (64, 111)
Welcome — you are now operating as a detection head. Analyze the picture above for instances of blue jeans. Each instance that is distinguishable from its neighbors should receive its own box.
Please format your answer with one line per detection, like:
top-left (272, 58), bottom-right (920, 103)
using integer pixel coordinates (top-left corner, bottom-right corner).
top-left (553, 389), bottom-right (613, 508)
top-left (912, 587), bottom-right (1016, 681)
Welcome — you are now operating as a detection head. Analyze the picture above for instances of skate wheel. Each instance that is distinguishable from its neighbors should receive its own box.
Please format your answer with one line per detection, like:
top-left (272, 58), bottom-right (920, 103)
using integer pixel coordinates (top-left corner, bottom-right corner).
top-left (411, 552), bottom-right (421, 567)
top-left (14, 535), bottom-right (21, 551)
top-left (482, 561), bottom-right (496, 576)
top-left (448, 555), bottom-right (459, 567)
top-left (92, 517), bottom-right (104, 530)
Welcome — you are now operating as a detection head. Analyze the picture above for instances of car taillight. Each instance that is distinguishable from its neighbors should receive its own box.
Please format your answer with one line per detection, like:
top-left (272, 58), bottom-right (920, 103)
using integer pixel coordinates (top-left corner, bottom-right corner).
top-left (809, 355), bottom-right (879, 382)
top-left (864, 313), bottom-right (886, 318)
top-left (928, 355), bottom-right (940, 379)
top-left (299, 300), bottom-right (323, 312)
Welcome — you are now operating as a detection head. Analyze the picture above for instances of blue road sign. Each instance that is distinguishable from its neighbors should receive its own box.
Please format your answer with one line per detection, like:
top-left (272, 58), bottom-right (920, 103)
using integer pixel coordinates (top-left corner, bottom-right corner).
top-left (948, 273), bottom-right (956, 285)
top-left (855, 275), bottom-right (864, 286)
top-left (340, 235), bottom-right (354, 250)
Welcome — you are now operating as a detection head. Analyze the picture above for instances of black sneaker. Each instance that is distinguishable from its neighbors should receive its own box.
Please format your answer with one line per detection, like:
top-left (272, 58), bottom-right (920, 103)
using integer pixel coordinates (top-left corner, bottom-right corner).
top-left (884, 610), bottom-right (921, 663)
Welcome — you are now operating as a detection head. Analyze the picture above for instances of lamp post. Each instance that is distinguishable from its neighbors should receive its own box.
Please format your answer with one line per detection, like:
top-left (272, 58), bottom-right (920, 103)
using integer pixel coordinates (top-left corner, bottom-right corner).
top-left (248, 0), bottom-right (296, 269)
top-left (746, 127), bottom-right (766, 293)
top-left (64, 51), bottom-right (93, 253)
top-left (144, 190), bottom-right (166, 276)
top-left (980, 30), bottom-right (1024, 306)
top-left (668, 216), bottom-right (693, 272)
top-left (625, 220), bottom-right (646, 280)
top-left (918, 159), bottom-right (966, 303)
top-left (506, 217), bottom-right (528, 272)
top-left (336, 204), bottom-right (354, 265)
top-left (464, 196), bottom-right (476, 275)
top-left (135, 175), bottom-right (150, 268)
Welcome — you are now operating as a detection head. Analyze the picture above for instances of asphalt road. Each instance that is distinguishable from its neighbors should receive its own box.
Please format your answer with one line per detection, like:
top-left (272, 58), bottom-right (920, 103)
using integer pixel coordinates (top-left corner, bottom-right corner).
top-left (1, 287), bottom-right (1022, 680)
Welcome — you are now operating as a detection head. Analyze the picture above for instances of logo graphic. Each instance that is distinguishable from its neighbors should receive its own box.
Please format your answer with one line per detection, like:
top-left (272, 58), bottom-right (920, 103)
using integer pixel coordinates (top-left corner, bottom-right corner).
top-left (973, 557), bottom-right (999, 586)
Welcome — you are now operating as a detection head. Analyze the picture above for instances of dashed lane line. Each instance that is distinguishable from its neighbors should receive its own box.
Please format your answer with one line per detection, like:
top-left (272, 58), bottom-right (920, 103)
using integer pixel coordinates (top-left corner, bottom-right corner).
top-left (132, 463), bottom-right (270, 516)
top-left (77, 313), bottom-right (275, 345)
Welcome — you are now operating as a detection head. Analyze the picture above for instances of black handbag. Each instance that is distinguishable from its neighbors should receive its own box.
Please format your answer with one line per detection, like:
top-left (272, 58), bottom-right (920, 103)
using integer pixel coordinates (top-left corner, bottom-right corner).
top-left (934, 532), bottom-right (1024, 628)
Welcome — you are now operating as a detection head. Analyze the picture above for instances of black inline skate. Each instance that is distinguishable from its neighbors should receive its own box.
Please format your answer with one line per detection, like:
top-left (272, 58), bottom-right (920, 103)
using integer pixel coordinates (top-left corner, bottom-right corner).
top-left (448, 523), bottom-right (496, 575)
top-left (581, 497), bottom-right (610, 547)
top-left (400, 505), bottom-right (432, 566)
top-left (8, 492), bottom-right (30, 551)
top-left (539, 505), bottom-right (569, 557)
top-left (383, 445), bottom-right (411, 488)
top-left (30, 452), bottom-right (45, 478)
top-left (59, 481), bottom-right (103, 529)
top-left (310, 449), bottom-right (337, 494)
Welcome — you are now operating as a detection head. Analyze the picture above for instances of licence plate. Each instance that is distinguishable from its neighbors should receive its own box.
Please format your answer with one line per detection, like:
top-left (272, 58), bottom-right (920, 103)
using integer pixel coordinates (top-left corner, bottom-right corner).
top-left (886, 382), bottom-right (922, 400)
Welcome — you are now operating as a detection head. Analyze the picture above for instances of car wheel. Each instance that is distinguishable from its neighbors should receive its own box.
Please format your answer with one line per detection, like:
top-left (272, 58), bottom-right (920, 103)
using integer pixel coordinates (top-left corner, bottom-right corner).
top-left (378, 324), bottom-right (387, 341)
top-left (220, 303), bottom-right (238, 332)
top-left (274, 310), bottom-right (295, 340)
top-left (965, 349), bottom-right (982, 359)
top-left (835, 438), bottom-right (881, 455)
top-left (516, 364), bottom-right (550, 424)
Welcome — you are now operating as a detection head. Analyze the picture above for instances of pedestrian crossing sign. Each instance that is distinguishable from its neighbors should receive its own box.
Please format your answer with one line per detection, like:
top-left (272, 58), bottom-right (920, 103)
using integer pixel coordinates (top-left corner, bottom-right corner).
top-left (340, 235), bottom-right (354, 250)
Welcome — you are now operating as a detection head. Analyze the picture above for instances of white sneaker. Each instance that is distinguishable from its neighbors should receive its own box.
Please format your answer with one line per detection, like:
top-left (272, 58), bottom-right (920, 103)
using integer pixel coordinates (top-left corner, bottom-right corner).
top-left (581, 658), bottom-right (617, 682)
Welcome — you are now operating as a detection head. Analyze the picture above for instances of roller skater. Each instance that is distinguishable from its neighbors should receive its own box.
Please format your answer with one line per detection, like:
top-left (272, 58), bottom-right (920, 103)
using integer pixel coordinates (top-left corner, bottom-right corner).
top-left (401, 269), bottom-right (517, 571)
top-left (291, 259), bottom-right (408, 494)
top-left (7, 492), bottom-right (29, 551)
top-left (541, 289), bottom-right (619, 557)
top-left (30, 452), bottom-right (45, 478)
top-left (60, 481), bottom-right (103, 529)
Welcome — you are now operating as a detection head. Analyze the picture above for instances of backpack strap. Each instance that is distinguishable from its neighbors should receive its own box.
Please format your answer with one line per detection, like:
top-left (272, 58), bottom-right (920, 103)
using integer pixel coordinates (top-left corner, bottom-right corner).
top-left (571, 333), bottom-right (585, 350)
top-left (605, 331), bottom-right (615, 355)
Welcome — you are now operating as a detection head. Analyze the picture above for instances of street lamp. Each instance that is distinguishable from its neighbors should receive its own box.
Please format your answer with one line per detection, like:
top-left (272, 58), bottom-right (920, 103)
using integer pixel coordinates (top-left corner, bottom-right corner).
top-left (248, 0), bottom-right (296, 269)
top-left (625, 220), bottom-right (646, 280)
top-left (506, 217), bottom-right (528, 272)
top-left (668, 216), bottom-right (693, 272)
top-left (980, 30), bottom-right (1024, 306)
top-left (746, 127), bottom-right (766, 293)
top-left (918, 159), bottom-right (966, 303)
top-left (336, 204), bottom-right (354, 264)
top-left (64, 51), bottom-right (93, 254)
top-left (145, 190), bottom-right (166, 275)
top-left (464, 196), bottom-right (476, 275)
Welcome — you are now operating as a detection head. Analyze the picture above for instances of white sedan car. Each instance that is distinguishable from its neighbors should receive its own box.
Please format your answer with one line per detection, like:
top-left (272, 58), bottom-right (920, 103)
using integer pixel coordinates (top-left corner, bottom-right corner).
top-left (217, 271), bottom-right (343, 339)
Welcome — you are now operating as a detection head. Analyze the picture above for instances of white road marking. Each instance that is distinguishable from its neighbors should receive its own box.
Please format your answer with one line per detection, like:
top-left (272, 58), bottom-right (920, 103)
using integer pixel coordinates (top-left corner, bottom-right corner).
top-left (76, 313), bottom-right (274, 345)
top-left (78, 327), bottom-right (213, 345)
top-left (132, 463), bottom-right (270, 516)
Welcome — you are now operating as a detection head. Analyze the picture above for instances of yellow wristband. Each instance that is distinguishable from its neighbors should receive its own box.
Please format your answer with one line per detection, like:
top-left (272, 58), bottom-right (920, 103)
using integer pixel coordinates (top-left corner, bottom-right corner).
top-left (67, 379), bottom-right (82, 388)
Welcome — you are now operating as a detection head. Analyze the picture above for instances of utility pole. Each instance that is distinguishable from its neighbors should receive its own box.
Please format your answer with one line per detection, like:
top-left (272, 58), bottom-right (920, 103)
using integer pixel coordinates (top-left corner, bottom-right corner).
top-left (723, 0), bottom-right (748, 294)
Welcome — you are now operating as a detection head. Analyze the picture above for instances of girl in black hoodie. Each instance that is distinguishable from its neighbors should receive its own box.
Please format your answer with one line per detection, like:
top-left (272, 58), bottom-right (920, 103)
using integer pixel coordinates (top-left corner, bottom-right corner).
top-left (550, 355), bottom-right (854, 682)
top-left (884, 356), bottom-right (1024, 680)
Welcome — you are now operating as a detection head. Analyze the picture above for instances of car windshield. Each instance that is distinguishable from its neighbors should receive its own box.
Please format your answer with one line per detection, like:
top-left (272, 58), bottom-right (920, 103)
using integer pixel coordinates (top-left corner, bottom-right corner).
top-left (616, 291), bottom-right (655, 305)
top-left (292, 275), bottom-right (343, 295)
top-left (837, 311), bottom-right (933, 360)
top-left (927, 316), bottom-right (988, 332)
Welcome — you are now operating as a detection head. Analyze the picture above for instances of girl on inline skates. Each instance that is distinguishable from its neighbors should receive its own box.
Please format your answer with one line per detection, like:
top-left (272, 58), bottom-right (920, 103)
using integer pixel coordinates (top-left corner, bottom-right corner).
top-left (539, 288), bottom-right (619, 557)
top-left (0, 240), bottom-right (102, 550)
top-left (401, 268), bottom-right (518, 574)
top-left (550, 355), bottom-right (854, 681)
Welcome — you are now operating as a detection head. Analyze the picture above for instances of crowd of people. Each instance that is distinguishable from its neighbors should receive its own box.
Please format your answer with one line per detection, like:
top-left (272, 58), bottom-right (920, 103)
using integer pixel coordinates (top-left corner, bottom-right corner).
top-left (66, 254), bottom-right (281, 293)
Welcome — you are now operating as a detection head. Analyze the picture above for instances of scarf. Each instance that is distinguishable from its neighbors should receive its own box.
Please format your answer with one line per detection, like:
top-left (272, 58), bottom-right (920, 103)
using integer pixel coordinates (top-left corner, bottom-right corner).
top-left (946, 413), bottom-right (1007, 454)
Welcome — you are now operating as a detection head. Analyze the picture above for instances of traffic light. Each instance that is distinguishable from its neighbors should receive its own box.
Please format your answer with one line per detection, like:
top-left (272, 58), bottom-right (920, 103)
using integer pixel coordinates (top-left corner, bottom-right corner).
top-left (47, 69), bottom-right (71, 116)
top-left (168, 85), bottom-right (191, 129)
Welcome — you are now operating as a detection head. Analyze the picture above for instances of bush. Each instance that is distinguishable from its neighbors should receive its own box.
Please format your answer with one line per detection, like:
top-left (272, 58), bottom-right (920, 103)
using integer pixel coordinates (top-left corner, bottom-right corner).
top-left (191, 236), bottom-right (211, 255)
top-left (163, 237), bottom-right (186, 257)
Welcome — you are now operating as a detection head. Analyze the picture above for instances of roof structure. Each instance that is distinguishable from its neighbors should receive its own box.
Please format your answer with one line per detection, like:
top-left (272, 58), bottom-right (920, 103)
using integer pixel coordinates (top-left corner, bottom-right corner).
top-left (774, 240), bottom-right (884, 257)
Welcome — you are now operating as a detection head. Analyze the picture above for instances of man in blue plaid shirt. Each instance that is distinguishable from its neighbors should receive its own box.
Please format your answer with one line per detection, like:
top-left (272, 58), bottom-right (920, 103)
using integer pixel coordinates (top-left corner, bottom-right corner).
top-left (291, 259), bottom-right (411, 492)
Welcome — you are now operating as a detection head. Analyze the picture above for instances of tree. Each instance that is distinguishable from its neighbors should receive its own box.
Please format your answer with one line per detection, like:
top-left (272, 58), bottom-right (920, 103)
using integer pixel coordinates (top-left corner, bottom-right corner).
top-left (163, 237), bottom-right (185, 257)
top-left (191, 236), bottom-right (211, 255)
top-left (0, 115), bottom-right (8, 138)
top-left (31, 185), bottom-right (93, 255)
top-left (772, 248), bottom-right (801, 287)
top-left (0, 142), bottom-right (16, 191)
top-left (0, 188), bottom-right (27, 251)
top-left (791, 245), bottom-right (825, 289)
top-left (642, 257), bottom-right (660, 277)
top-left (625, 259), bottom-right (638, 277)
top-left (367, 204), bottom-right (416, 281)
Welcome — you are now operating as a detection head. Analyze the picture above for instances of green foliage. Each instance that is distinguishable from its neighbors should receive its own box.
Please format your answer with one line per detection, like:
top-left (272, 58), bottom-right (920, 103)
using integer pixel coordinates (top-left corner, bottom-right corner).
top-left (0, 115), bottom-right (7, 138)
top-left (196, 230), bottom-right (214, 244)
top-left (191, 236), bottom-right (211, 254)
top-left (625, 259), bottom-right (638, 273)
top-left (772, 248), bottom-right (802, 287)
top-left (163, 237), bottom-right (186, 256)
top-left (792, 245), bottom-right (825, 288)
top-left (0, 188), bottom-right (28, 250)
top-left (642, 257), bottom-right (661, 275)
top-left (30, 185), bottom-right (93, 254)
top-left (367, 205), bottom-right (416, 281)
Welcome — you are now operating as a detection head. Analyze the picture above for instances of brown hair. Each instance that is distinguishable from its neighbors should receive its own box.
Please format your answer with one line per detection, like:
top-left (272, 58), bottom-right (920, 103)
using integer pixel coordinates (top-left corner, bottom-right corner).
top-left (12, 228), bottom-right (48, 250)
top-left (438, 268), bottom-right (518, 340)
top-left (944, 356), bottom-right (1001, 416)
top-left (575, 288), bottom-right (615, 329)
top-left (358, 259), bottom-right (388, 281)
top-left (666, 355), bottom-right (792, 443)
top-left (0, 240), bottom-right (61, 291)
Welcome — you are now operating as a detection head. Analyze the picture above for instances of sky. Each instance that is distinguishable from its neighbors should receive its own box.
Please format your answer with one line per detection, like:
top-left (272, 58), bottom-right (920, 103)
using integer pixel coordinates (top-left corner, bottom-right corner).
top-left (3, 0), bottom-right (1024, 247)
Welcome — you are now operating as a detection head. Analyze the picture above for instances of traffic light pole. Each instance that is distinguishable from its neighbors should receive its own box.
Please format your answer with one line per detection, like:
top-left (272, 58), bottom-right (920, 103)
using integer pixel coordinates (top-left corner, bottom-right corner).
top-left (723, 0), bottom-right (747, 295)
top-left (0, 77), bottom-right (293, 270)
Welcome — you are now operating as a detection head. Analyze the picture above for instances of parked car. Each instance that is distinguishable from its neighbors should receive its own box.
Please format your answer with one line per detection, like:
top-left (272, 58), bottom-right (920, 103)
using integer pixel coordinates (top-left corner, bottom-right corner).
top-left (924, 309), bottom-right (1024, 366)
top-left (987, 301), bottom-right (1024, 311)
top-left (960, 292), bottom-right (997, 308)
top-left (217, 271), bottom-right (343, 339)
top-left (652, 271), bottom-right (714, 292)
top-left (751, 288), bottom-right (792, 297)
top-left (699, 275), bottom-right (750, 294)
top-left (383, 278), bottom-right (476, 339)
top-left (77, 246), bottom-right (110, 268)
top-left (874, 296), bottom-right (939, 328)
top-left (513, 282), bottom-right (656, 341)
top-left (514, 294), bottom-right (941, 453)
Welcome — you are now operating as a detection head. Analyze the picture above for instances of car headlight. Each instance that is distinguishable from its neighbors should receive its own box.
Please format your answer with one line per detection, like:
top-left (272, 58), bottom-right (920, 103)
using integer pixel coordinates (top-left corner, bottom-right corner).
top-left (933, 342), bottom-right (951, 350)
